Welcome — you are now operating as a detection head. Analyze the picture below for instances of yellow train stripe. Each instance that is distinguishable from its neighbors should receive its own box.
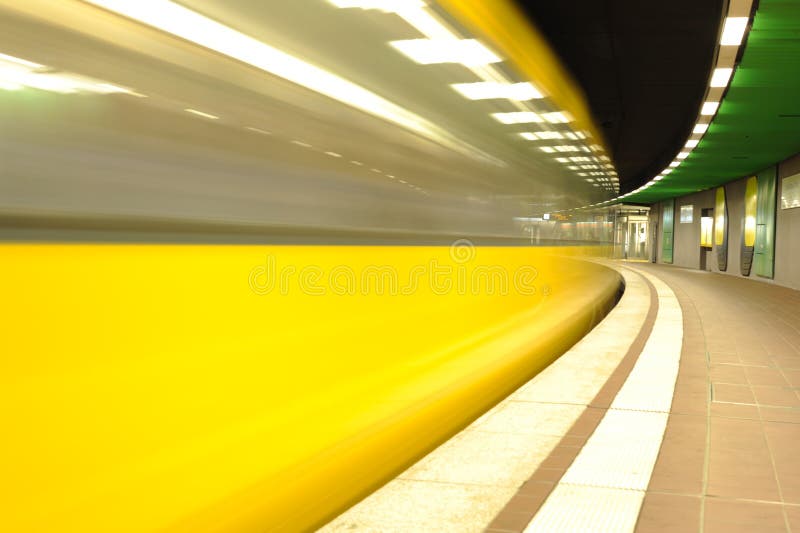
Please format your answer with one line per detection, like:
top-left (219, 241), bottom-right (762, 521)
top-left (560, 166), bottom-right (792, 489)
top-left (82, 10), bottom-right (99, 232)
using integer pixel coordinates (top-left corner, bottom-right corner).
top-left (1, 245), bottom-right (618, 531)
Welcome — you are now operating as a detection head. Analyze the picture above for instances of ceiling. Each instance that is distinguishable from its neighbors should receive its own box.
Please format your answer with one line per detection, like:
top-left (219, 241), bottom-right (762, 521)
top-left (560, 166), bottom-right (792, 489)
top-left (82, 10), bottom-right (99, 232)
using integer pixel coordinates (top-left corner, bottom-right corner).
top-left (516, 0), bottom-right (725, 192)
top-left (621, 0), bottom-right (800, 204)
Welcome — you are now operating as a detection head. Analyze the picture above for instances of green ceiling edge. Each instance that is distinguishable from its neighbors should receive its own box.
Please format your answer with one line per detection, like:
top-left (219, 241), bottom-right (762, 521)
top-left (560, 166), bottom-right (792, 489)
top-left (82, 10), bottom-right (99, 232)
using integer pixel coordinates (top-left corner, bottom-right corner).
top-left (622, 0), bottom-right (800, 205)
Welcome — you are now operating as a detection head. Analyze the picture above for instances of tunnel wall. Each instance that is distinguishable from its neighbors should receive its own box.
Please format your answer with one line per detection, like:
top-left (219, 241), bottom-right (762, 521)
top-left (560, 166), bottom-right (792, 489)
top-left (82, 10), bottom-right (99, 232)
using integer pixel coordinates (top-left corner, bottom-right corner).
top-left (650, 151), bottom-right (800, 290)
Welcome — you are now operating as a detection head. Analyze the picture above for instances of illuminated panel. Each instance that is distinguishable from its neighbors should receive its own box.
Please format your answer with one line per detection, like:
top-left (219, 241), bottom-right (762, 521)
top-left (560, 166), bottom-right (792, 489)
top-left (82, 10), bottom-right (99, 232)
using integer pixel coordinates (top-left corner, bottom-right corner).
top-left (700, 216), bottom-right (713, 247)
top-left (743, 177), bottom-right (757, 247)
top-left (740, 176), bottom-right (758, 276)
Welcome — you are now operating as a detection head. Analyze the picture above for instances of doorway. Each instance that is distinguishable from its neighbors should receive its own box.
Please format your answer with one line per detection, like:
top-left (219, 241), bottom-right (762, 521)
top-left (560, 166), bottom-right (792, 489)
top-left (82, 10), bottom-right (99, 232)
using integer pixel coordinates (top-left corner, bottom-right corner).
top-left (626, 220), bottom-right (649, 260)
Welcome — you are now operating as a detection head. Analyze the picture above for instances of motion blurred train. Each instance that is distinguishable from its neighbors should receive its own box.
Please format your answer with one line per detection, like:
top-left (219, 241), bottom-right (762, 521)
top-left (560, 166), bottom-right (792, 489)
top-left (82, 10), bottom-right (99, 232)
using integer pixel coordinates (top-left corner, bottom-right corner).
top-left (0, 1), bottom-right (621, 531)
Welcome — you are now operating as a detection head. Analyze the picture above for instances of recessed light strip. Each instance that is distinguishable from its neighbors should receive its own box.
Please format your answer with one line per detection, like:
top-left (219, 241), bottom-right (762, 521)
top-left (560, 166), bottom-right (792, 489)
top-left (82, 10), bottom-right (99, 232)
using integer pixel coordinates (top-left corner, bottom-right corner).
top-left (598, 0), bottom-right (754, 205)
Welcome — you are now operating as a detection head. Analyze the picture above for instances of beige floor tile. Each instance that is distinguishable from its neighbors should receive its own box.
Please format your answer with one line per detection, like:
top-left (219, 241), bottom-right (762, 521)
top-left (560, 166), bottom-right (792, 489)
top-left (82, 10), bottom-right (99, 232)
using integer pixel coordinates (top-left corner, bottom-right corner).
top-left (320, 479), bottom-right (519, 533)
top-left (752, 386), bottom-right (800, 408)
top-left (635, 493), bottom-right (701, 532)
top-left (710, 364), bottom-right (749, 384)
top-left (713, 383), bottom-right (756, 404)
top-left (704, 499), bottom-right (787, 533)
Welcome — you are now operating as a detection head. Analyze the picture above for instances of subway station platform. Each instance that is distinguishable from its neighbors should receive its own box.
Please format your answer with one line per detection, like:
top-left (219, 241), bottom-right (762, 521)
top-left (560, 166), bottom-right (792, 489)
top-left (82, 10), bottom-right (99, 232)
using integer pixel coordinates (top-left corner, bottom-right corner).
top-left (321, 262), bottom-right (800, 533)
top-left (2, 1), bottom-right (800, 531)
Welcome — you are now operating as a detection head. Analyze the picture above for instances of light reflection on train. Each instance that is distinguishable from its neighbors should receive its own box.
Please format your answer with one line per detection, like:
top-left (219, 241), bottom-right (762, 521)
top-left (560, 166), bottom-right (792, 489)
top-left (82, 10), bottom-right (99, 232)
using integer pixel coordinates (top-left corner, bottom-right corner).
top-left (515, 215), bottom-right (613, 244)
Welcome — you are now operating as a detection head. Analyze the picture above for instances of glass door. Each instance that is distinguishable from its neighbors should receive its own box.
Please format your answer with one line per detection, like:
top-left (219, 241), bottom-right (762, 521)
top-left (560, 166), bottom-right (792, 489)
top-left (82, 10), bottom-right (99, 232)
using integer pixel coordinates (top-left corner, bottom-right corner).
top-left (626, 221), bottom-right (649, 260)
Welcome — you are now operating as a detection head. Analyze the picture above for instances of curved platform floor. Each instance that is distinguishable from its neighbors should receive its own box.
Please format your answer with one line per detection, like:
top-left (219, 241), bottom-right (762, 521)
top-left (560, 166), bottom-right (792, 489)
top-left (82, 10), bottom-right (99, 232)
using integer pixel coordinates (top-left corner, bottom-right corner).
top-left (321, 262), bottom-right (800, 533)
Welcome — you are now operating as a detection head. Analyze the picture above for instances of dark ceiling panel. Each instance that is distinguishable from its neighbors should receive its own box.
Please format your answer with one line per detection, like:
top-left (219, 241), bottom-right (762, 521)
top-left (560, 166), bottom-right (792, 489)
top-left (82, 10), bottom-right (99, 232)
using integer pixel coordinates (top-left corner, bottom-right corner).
top-left (623, 0), bottom-right (800, 204)
top-left (516, 0), bottom-right (724, 191)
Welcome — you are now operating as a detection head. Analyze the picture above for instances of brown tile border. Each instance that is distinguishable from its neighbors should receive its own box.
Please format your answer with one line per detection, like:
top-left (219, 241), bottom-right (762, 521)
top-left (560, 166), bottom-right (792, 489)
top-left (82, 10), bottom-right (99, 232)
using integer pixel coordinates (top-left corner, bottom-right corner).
top-left (486, 268), bottom-right (659, 532)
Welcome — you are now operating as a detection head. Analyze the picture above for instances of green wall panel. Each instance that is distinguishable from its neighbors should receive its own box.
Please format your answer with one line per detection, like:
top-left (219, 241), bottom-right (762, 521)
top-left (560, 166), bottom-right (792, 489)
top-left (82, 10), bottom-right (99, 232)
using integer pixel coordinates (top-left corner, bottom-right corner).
top-left (662, 200), bottom-right (674, 264)
top-left (715, 186), bottom-right (729, 271)
top-left (754, 166), bottom-right (777, 278)
top-left (622, 0), bottom-right (800, 205)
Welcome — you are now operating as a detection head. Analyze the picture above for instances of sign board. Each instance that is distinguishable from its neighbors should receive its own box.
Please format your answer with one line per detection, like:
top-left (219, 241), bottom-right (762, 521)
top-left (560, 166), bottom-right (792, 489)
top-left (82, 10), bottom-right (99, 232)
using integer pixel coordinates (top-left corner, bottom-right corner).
top-left (781, 172), bottom-right (800, 209)
top-left (680, 204), bottom-right (694, 223)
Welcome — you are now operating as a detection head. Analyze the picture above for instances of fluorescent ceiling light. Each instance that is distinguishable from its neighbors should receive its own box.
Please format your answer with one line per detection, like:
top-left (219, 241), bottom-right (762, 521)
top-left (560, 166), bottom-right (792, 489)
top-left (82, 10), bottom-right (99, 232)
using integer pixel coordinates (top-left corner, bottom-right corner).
top-left (661, 168), bottom-right (674, 175)
top-left (694, 123), bottom-right (709, 134)
top-left (246, 126), bottom-right (271, 135)
top-left (554, 145), bottom-right (579, 152)
top-left (492, 112), bottom-right (542, 124)
top-left (519, 132), bottom-right (538, 141)
top-left (555, 157), bottom-right (570, 163)
top-left (564, 132), bottom-right (578, 140)
top-left (541, 111), bottom-right (571, 124)
top-left (452, 81), bottom-right (542, 101)
top-left (677, 151), bottom-right (690, 160)
top-left (721, 17), bottom-right (749, 46)
top-left (569, 156), bottom-right (591, 162)
top-left (391, 39), bottom-right (501, 66)
top-left (540, 147), bottom-right (556, 153)
top-left (84, 0), bottom-right (499, 165)
top-left (568, 165), bottom-right (579, 170)
top-left (701, 101), bottom-right (719, 115)
top-left (685, 139), bottom-right (699, 148)
top-left (710, 68), bottom-right (733, 87)
top-left (669, 161), bottom-right (680, 168)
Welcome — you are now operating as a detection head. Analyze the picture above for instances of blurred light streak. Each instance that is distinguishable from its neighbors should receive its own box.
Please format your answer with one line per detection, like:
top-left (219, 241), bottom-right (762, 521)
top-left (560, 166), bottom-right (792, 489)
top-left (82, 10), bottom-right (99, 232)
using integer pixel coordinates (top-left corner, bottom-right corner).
top-left (451, 81), bottom-right (543, 101)
top-left (0, 52), bottom-right (140, 95)
top-left (541, 111), bottom-right (572, 124)
top-left (327, 0), bottom-right (426, 11)
top-left (0, 52), bottom-right (44, 69)
top-left (83, 0), bottom-right (502, 165)
top-left (491, 112), bottom-right (543, 124)
top-left (245, 126), bottom-right (271, 135)
top-left (184, 108), bottom-right (219, 120)
top-left (390, 38), bottom-right (501, 66)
